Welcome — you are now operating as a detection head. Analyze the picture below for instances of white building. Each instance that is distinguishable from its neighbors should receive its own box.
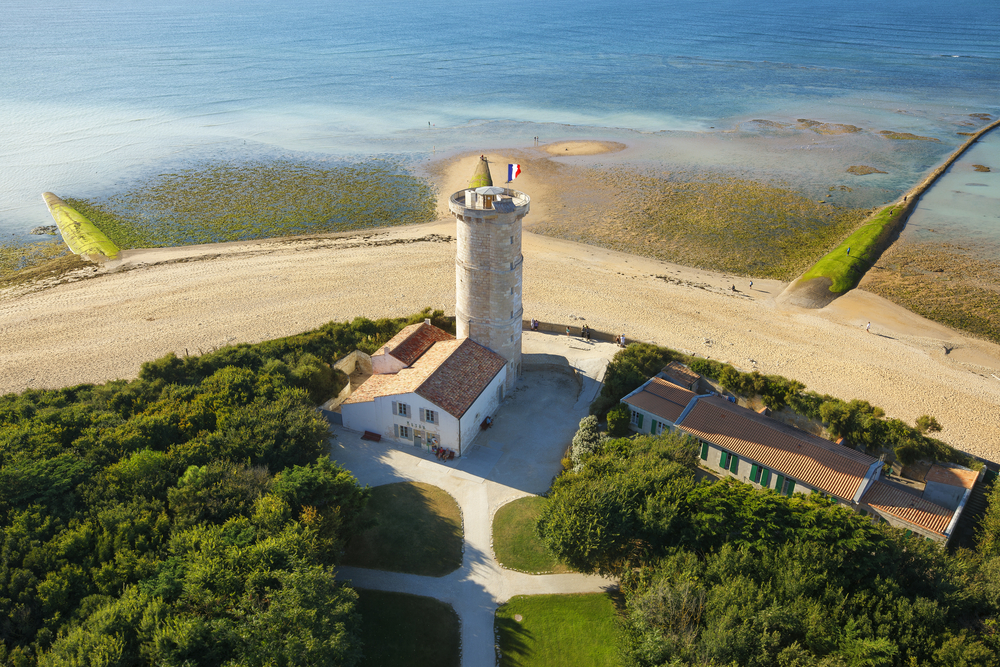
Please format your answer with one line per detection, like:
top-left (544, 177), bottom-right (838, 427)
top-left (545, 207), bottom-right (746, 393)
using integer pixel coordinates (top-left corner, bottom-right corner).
top-left (340, 321), bottom-right (507, 457)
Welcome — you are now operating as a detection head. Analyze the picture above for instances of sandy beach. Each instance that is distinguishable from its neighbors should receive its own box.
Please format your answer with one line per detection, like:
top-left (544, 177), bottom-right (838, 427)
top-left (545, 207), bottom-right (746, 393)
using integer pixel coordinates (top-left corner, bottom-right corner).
top-left (3, 143), bottom-right (1000, 462)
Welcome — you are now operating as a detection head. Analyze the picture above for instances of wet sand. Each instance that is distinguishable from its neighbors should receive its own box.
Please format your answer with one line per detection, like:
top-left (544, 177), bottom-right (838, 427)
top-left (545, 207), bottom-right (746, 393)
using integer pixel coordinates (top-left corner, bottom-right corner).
top-left (3, 144), bottom-right (1000, 462)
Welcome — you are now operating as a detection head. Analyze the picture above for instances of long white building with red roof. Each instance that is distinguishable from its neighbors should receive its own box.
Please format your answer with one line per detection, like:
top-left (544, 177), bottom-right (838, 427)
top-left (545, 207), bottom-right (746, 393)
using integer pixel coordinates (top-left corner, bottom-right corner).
top-left (622, 366), bottom-right (982, 544)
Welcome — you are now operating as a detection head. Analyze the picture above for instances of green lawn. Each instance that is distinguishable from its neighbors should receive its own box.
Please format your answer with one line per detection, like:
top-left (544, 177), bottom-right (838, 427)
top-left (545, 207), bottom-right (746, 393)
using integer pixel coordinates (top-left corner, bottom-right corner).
top-left (356, 589), bottom-right (460, 667)
top-left (495, 593), bottom-right (622, 667)
top-left (342, 481), bottom-right (463, 577)
top-left (492, 496), bottom-right (572, 573)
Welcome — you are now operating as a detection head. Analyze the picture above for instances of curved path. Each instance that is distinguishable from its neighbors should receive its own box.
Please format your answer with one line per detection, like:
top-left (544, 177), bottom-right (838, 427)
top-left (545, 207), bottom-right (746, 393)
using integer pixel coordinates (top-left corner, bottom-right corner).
top-left (330, 334), bottom-right (620, 666)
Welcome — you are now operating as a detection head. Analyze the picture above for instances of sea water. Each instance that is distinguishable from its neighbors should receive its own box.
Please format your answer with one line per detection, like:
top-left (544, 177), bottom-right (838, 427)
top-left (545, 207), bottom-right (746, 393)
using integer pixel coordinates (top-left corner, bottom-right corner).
top-left (1, 0), bottom-right (998, 246)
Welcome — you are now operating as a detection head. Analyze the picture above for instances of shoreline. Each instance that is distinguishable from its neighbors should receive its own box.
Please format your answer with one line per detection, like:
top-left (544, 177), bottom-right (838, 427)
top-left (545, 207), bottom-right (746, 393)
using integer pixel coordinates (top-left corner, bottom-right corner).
top-left (3, 139), bottom-right (1000, 462)
top-left (3, 210), bottom-right (1000, 461)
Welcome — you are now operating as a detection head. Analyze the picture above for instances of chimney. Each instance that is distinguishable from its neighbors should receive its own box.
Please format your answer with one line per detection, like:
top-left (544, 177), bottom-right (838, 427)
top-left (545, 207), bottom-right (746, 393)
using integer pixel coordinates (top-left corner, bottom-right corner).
top-left (425, 318), bottom-right (431, 325)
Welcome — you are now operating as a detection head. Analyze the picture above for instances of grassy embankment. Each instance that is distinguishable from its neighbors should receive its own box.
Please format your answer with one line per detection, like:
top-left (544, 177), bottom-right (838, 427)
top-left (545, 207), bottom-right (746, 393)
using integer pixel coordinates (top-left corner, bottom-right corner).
top-left (342, 482), bottom-right (463, 577)
top-left (492, 496), bottom-right (572, 574)
top-left (789, 116), bottom-right (1000, 303)
top-left (495, 593), bottom-right (621, 667)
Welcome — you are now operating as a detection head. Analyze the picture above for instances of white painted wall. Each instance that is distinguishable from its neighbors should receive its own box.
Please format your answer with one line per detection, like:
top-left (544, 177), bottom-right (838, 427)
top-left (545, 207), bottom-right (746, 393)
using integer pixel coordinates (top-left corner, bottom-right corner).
top-left (457, 366), bottom-right (508, 456)
top-left (371, 348), bottom-right (405, 375)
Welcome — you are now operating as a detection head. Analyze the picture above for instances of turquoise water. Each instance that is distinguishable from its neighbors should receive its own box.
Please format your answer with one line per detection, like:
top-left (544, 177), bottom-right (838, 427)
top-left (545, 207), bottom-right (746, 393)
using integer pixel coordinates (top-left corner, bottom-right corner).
top-left (2, 0), bottom-right (998, 245)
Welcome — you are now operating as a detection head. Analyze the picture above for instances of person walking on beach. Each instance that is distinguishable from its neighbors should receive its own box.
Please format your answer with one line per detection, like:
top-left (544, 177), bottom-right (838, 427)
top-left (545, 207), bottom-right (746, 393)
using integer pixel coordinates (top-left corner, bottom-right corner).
top-left (566, 326), bottom-right (571, 336)
top-left (866, 322), bottom-right (871, 333)
top-left (749, 280), bottom-right (753, 289)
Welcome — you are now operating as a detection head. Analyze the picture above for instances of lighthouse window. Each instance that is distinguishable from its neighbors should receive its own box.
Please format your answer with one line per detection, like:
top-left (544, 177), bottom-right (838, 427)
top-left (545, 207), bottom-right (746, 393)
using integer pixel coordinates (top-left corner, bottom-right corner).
top-left (509, 262), bottom-right (513, 270)
top-left (510, 236), bottom-right (513, 244)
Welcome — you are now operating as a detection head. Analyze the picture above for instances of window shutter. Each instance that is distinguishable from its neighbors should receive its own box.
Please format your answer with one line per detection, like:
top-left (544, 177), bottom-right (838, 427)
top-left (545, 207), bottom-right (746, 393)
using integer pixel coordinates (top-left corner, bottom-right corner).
top-left (785, 480), bottom-right (795, 496)
top-left (637, 414), bottom-right (644, 428)
top-left (774, 474), bottom-right (784, 491)
top-left (394, 424), bottom-right (399, 438)
top-left (729, 455), bottom-right (739, 473)
top-left (392, 401), bottom-right (398, 415)
top-left (750, 464), bottom-right (760, 483)
top-left (719, 452), bottom-right (728, 469)
top-left (701, 443), bottom-right (709, 460)
top-left (420, 408), bottom-right (425, 422)
top-left (650, 419), bottom-right (657, 434)
top-left (761, 469), bottom-right (770, 487)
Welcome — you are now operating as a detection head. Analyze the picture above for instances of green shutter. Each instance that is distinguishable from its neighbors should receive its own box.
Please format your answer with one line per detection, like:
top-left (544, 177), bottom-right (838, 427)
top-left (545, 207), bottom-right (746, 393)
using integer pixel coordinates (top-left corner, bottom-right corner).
top-left (701, 443), bottom-right (709, 460)
top-left (719, 452), bottom-right (728, 469)
top-left (761, 469), bottom-right (770, 487)
top-left (774, 474), bottom-right (785, 491)
top-left (750, 464), bottom-right (760, 483)
top-left (637, 413), bottom-right (644, 429)
top-left (650, 419), bottom-right (657, 434)
top-left (785, 480), bottom-right (795, 496)
top-left (729, 455), bottom-right (739, 473)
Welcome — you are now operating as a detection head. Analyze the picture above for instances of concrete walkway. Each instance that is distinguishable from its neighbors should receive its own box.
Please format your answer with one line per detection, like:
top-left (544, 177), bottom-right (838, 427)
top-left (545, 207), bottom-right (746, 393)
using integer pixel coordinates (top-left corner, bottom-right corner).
top-left (328, 333), bottom-right (620, 666)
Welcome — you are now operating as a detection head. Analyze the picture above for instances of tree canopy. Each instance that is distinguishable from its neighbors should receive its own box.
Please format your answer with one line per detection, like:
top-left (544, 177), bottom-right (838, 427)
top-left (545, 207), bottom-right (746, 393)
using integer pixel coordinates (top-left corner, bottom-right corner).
top-left (0, 311), bottom-right (446, 666)
top-left (539, 429), bottom-right (1000, 666)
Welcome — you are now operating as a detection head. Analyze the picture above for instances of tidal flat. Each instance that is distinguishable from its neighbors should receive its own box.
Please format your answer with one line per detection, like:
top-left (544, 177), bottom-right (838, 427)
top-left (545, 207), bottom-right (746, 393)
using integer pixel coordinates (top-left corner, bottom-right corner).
top-left (531, 167), bottom-right (870, 280)
top-left (63, 158), bottom-right (437, 250)
top-left (862, 241), bottom-right (1000, 346)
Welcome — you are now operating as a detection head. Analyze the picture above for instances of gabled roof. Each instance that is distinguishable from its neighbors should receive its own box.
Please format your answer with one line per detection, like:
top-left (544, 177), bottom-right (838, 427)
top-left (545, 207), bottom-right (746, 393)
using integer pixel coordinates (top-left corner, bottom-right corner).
top-left (925, 464), bottom-right (978, 489)
top-left (677, 395), bottom-right (878, 501)
top-left (660, 361), bottom-right (700, 390)
top-left (417, 338), bottom-right (506, 418)
top-left (861, 480), bottom-right (954, 536)
top-left (380, 322), bottom-right (455, 367)
top-left (344, 336), bottom-right (506, 419)
top-left (624, 377), bottom-right (696, 424)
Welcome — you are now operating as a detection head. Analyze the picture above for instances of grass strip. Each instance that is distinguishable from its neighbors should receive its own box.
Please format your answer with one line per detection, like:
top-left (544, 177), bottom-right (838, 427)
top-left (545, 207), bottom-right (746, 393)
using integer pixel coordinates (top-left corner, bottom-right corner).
top-left (356, 589), bottom-right (460, 667)
top-left (495, 593), bottom-right (621, 667)
top-left (342, 481), bottom-right (463, 577)
top-left (492, 496), bottom-right (572, 574)
top-left (799, 204), bottom-right (903, 292)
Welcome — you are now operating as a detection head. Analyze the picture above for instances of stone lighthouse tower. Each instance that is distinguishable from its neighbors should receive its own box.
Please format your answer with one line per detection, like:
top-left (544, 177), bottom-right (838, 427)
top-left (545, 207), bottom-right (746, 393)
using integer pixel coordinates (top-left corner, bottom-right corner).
top-left (449, 156), bottom-right (530, 393)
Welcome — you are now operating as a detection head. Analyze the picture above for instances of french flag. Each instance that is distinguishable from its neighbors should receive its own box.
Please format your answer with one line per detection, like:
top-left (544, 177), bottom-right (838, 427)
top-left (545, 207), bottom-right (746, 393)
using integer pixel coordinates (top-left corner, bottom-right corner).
top-left (508, 163), bottom-right (521, 181)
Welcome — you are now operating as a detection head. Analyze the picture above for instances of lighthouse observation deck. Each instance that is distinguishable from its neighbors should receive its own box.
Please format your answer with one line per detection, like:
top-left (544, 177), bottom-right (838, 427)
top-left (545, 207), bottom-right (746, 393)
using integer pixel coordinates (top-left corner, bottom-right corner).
top-left (449, 187), bottom-right (530, 216)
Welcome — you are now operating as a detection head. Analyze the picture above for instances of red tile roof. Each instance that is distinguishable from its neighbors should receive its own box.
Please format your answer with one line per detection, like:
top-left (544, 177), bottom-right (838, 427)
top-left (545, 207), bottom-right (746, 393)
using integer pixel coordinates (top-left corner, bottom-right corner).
top-left (382, 322), bottom-right (454, 367)
top-left (661, 361), bottom-right (700, 390)
top-left (344, 335), bottom-right (506, 419)
top-left (677, 395), bottom-right (878, 501)
top-left (925, 464), bottom-right (978, 489)
top-left (417, 339), bottom-right (507, 418)
top-left (624, 377), bottom-right (696, 424)
top-left (861, 480), bottom-right (954, 536)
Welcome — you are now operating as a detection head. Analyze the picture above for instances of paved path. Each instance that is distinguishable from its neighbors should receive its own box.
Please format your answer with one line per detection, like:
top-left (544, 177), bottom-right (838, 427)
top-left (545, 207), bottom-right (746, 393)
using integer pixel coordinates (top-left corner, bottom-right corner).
top-left (328, 336), bottom-right (619, 666)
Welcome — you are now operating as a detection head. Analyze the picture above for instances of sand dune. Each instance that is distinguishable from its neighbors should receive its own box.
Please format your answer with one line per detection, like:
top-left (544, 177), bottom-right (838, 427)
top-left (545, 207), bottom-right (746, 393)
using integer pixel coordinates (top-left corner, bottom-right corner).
top-left (3, 150), bottom-right (1000, 462)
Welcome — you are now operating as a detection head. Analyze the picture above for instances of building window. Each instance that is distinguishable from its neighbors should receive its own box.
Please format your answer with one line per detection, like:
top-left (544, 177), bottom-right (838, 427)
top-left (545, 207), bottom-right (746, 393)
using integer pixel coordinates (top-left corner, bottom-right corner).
top-left (719, 451), bottom-right (730, 470)
top-left (729, 454), bottom-right (739, 474)
top-left (509, 262), bottom-right (513, 270)
top-left (393, 402), bottom-right (409, 417)
top-left (420, 408), bottom-right (437, 424)
top-left (751, 464), bottom-right (771, 486)
top-left (394, 424), bottom-right (411, 440)
top-left (510, 236), bottom-right (514, 245)
top-left (650, 419), bottom-right (666, 435)
top-left (700, 442), bottom-right (709, 460)
top-left (630, 409), bottom-right (644, 429)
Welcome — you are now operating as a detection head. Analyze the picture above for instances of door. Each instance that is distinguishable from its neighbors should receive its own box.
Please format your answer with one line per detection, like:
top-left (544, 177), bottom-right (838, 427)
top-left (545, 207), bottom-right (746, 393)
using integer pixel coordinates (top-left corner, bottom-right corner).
top-left (413, 430), bottom-right (424, 448)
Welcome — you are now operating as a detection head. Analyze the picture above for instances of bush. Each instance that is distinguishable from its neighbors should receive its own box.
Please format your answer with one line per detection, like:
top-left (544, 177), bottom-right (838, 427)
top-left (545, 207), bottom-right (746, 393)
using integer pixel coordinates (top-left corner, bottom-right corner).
top-left (571, 416), bottom-right (606, 468)
top-left (607, 404), bottom-right (631, 438)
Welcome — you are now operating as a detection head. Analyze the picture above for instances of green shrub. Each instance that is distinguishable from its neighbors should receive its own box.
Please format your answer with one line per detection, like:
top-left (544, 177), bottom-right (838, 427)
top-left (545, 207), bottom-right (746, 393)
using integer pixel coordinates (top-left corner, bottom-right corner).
top-left (607, 404), bottom-right (631, 438)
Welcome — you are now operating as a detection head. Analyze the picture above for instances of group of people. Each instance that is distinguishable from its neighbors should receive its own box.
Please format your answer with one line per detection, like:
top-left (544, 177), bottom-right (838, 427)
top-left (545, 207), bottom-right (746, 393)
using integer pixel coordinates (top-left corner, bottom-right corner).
top-left (530, 317), bottom-right (626, 347)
